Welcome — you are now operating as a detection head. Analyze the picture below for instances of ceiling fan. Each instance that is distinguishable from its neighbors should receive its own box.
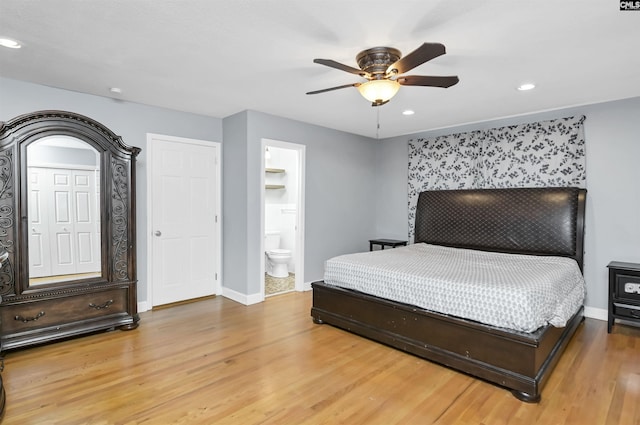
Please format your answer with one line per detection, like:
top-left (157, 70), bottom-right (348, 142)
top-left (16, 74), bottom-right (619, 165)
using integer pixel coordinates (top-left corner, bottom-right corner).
top-left (307, 42), bottom-right (459, 106)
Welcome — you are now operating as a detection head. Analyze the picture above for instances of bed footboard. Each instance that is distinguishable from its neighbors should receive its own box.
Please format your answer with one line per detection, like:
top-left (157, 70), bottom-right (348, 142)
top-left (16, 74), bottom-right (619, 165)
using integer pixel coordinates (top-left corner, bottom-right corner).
top-left (311, 281), bottom-right (584, 402)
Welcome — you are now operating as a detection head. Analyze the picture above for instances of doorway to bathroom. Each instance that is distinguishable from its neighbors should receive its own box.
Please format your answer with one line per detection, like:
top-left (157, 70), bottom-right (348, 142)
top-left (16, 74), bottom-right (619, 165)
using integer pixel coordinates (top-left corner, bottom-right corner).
top-left (261, 139), bottom-right (305, 298)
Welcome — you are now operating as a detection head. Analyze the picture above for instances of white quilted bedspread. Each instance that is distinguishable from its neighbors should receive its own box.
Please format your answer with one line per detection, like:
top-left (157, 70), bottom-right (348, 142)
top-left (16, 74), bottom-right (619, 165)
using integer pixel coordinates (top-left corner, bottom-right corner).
top-left (323, 243), bottom-right (586, 333)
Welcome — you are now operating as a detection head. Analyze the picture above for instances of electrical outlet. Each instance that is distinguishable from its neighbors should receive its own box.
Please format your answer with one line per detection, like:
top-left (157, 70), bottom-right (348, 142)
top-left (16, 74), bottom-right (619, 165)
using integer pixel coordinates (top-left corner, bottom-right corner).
top-left (624, 282), bottom-right (640, 294)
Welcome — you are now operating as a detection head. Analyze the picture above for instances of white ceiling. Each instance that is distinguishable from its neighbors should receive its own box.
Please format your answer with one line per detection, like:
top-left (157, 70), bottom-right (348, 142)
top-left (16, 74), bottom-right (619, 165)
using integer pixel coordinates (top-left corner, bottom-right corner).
top-left (1, 0), bottom-right (639, 139)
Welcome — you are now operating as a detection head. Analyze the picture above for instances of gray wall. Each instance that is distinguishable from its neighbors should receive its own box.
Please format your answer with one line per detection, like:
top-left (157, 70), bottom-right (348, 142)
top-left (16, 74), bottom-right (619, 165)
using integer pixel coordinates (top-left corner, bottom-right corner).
top-left (1, 77), bottom-right (223, 304)
top-left (29, 145), bottom-right (97, 167)
top-left (5, 75), bottom-right (637, 315)
top-left (223, 110), bottom-right (377, 298)
top-left (374, 96), bottom-right (640, 314)
top-left (221, 111), bottom-right (250, 295)
top-left (1, 78), bottom-right (378, 306)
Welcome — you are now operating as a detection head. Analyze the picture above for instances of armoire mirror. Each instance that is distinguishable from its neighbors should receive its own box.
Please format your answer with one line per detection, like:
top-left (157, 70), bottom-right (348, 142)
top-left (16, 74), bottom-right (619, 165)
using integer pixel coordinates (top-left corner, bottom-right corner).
top-left (27, 136), bottom-right (102, 286)
top-left (0, 110), bottom-right (141, 352)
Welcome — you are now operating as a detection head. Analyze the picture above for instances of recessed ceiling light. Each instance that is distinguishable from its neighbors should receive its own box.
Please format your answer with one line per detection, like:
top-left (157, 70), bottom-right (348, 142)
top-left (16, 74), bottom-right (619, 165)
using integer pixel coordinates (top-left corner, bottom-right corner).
top-left (109, 87), bottom-right (123, 94)
top-left (402, 110), bottom-right (415, 116)
top-left (0, 38), bottom-right (21, 49)
top-left (517, 83), bottom-right (536, 91)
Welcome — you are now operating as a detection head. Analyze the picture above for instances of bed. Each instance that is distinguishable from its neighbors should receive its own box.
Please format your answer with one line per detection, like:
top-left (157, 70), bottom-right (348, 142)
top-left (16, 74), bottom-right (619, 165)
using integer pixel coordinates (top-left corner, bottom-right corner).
top-left (311, 187), bottom-right (587, 402)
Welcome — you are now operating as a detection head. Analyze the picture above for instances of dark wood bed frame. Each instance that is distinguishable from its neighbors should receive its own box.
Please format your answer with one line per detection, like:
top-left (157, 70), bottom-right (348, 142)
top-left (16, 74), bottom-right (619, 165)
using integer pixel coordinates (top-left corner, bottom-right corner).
top-left (311, 187), bottom-right (587, 402)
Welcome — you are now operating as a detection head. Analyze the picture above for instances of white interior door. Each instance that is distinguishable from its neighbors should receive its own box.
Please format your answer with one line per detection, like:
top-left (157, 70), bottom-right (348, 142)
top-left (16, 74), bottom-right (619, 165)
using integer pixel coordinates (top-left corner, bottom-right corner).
top-left (28, 167), bottom-right (101, 277)
top-left (50, 170), bottom-right (74, 275)
top-left (71, 170), bottom-right (101, 273)
top-left (149, 135), bottom-right (220, 307)
top-left (28, 168), bottom-right (52, 278)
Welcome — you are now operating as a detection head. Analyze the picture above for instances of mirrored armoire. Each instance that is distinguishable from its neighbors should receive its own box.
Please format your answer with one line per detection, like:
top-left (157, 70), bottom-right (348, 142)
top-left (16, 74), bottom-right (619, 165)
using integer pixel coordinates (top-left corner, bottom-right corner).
top-left (0, 110), bottom-right (141, 352)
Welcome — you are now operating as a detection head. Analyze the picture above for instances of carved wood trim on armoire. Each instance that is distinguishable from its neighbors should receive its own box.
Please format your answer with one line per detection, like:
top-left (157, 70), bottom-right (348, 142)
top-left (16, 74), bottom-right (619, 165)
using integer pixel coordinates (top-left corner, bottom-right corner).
top-left (0, 110), bottom-right (141, 351)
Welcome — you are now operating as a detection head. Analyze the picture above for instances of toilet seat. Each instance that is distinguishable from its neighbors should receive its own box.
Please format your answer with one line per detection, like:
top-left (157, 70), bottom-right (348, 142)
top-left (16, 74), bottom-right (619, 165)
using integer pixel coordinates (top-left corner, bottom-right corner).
top-left (268, 249), bottom-right (291, 257)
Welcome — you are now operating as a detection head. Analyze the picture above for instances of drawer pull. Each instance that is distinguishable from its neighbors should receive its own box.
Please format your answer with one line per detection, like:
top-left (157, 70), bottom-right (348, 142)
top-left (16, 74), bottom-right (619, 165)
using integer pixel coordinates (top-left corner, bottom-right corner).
top-left (630, 310), bottom-right (640, 319)
top-left (14, 311), bottom-right (46, 323)
top-left (89, 299), bottom-right (114, 310)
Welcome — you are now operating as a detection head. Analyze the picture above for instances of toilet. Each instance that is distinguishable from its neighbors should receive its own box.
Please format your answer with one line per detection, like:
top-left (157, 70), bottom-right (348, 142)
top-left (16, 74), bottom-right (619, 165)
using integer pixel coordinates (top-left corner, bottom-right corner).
top-left (265, 230), bottom-right (291, 278)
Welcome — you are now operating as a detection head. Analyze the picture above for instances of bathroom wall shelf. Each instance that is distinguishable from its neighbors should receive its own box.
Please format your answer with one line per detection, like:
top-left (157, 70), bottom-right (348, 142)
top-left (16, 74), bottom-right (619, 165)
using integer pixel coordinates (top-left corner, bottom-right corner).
top-left (266, 184), bottom-right (285, 190)
top-left (266, 168), bottom-right (285, 174)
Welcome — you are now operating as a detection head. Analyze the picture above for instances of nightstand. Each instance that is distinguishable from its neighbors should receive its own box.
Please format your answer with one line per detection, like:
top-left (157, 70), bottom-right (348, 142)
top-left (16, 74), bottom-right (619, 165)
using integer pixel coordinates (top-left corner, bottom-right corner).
top-left (607, 261), bottom-right (640, 333)
top-left (369, 239), bottom-right (407, 251)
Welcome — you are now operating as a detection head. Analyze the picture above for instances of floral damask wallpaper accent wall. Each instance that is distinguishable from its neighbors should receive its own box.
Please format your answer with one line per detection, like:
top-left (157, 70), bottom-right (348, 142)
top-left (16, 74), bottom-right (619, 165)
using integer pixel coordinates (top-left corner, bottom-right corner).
top-left (407, 115), bottom-right (586, 239)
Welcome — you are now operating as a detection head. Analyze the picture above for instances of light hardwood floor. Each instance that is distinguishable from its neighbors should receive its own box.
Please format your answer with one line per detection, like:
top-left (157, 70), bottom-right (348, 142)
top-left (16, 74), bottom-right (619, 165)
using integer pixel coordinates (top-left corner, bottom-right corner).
top-left (2, 292), bottom-right (638, 425)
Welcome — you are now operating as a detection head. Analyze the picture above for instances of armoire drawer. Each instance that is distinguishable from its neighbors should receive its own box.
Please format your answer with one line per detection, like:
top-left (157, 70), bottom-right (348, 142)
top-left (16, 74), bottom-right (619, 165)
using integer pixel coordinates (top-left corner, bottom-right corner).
top-left (1, 288), bottom-right (129, 333)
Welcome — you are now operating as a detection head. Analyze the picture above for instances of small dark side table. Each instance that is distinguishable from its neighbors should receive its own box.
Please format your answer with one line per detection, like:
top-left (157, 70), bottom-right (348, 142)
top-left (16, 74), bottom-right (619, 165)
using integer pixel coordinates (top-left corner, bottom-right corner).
top-left (369, 239), bottom-right (408, 251)
top-left (607, 261), bottom-right (640, 333)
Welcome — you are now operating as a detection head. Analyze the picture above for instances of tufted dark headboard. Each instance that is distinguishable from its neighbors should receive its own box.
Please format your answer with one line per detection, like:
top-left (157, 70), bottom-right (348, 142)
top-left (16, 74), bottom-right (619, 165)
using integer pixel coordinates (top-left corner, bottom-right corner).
top-left (414, 187), bottom-right (587, 270)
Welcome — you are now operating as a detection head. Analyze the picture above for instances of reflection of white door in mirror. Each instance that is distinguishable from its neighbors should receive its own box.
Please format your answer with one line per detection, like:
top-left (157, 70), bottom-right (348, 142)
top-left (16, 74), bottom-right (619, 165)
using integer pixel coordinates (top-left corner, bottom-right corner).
top-left (27, 136), bottom-right (101, 285)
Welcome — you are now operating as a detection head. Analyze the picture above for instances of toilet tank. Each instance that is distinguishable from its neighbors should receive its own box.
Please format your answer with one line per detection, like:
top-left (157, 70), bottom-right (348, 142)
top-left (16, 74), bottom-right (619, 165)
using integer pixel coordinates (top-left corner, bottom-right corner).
top-left (264, 230), bottom-right (281, 251)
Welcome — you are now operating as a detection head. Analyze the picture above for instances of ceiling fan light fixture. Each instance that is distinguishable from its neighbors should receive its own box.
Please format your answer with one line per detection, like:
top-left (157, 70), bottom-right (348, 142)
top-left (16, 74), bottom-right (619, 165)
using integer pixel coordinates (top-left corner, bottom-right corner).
top-left (308, 43), bottom-right (458, 106)
top-left (357, 79), bottom-right (400, 104)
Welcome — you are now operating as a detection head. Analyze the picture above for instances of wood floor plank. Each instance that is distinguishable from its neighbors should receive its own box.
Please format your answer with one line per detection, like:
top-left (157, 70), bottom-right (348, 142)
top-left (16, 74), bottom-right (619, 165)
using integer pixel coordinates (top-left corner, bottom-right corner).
top-left (1, 292), bottom-right (638, 424)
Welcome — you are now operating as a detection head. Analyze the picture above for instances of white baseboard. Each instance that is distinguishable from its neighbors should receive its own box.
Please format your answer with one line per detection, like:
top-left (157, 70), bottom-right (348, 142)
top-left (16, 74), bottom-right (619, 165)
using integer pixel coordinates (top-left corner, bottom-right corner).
top-left (138, 301), bottom-right (150, 313)
top-left (223, 283), bottom-right (312, 305)
top-left (584, 306), bottom-right (607, 321)
top-left (137, 289), bottom-right (262, 310)
top-left (222, 287), bottom-right (264, 305)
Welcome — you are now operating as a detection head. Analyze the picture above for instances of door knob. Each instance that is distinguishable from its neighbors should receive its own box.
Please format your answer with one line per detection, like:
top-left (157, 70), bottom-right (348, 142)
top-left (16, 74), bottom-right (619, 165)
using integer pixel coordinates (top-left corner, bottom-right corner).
top-left (154, 230), bottom-right (162, 236)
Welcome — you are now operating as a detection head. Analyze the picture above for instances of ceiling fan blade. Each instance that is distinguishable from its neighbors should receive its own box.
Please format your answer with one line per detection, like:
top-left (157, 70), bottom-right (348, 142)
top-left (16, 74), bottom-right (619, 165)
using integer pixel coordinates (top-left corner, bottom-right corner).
top-left (306, 83), bottom-right (361, 95)
top-left (397, 75), bottom-right (459, 88)
top-left (313, 59), bottom-right (366, 76)
top-left (387, 43), bottom-right (446, 74)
